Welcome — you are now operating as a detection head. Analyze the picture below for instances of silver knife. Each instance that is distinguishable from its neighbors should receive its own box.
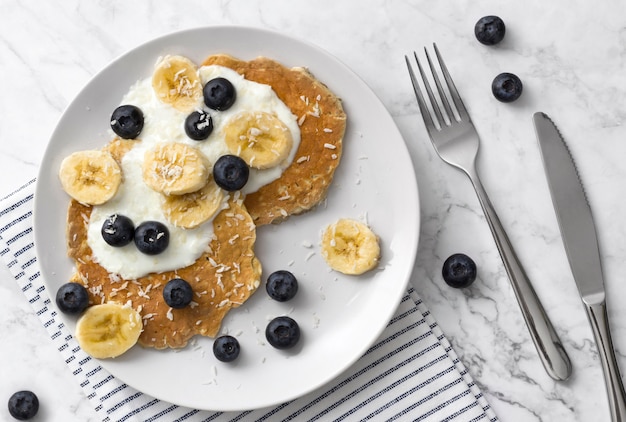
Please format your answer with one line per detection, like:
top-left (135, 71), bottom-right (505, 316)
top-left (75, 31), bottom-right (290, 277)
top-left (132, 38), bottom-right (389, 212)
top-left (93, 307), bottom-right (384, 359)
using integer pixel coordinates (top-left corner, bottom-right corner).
top-left (534, 111), bottom-right (626, 422)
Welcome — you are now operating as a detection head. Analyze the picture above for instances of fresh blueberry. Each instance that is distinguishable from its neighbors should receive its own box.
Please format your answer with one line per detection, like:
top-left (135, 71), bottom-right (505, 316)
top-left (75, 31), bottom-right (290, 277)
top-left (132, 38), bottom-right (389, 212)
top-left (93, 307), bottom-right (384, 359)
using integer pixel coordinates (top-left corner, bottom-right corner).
top-left (213, 335), bottom-right (241, 362)
top-left (101, 214), bottom-right (135, 247)
top-left (203, 77), bottom-right (236, 111)
top-left (213, 155), bottom-right (249, 191)
top-left (492, 73), bottom-right (523, 103)
top-left (134, 221), bottom-right (169, 255)
top-left (162, 278), bottom-right (193, 309)
top-left (110, 104), bottom-right (144, 139)
top-left (442, 253), bottom-right (477, 288)
top-left (266, 270), bottom-right (298, 302)
top-left (8, 390), bottom-right (39, 420)
top-left (185, 110), bottom-right (213, 140)
top-left (266, 316), bottom-right (300, 350)
top-left (56, 282), bottom-right (89, 314)
top-left (474, 15), bottom-right (506, 46)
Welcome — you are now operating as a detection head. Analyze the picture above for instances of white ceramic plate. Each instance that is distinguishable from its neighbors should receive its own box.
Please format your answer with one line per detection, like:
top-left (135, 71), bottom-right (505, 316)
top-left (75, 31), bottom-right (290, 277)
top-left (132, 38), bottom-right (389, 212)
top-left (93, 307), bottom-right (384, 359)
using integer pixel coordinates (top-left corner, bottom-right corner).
top-left (34, 26), bottom-right (419, 411)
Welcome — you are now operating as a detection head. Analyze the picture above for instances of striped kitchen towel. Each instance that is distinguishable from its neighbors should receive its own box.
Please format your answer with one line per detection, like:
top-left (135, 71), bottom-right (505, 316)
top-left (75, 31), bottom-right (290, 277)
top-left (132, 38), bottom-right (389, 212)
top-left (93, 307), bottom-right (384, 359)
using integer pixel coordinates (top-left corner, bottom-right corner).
top-left (0, 179), bottom-right (498, 422)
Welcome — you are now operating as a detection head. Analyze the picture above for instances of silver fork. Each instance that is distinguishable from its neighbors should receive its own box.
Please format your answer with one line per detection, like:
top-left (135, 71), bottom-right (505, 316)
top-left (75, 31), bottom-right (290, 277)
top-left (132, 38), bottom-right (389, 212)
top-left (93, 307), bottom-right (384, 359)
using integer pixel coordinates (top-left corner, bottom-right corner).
top-left (406, 44), bottom-right (572, 381)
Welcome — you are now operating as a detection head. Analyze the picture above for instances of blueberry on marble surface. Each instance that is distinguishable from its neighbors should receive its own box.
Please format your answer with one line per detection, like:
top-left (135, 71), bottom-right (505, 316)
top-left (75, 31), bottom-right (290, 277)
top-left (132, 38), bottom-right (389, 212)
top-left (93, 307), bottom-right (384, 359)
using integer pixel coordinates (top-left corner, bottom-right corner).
top-left (110, 104), bottom-right (144, 139)
top-left (474, 15), bottom-right (506, 45)
top-left (134, 221), bottom-right (169, 255)
top-left (101, 214), bottom-right (135, 247)
top-left (163, 278), bottom-right (193, 309)
top-left (266, 270), bottom-right (299, 302)
top-left (266, 316), bottom-right (301, 350)
top-left (185, 110), bottom-right (213, 140)
top-left (442, 253), bottom-right (477, 288)
top-left (213, 335), bottom-right (241, 362)
top-left (203, 77), bottom-right (236, 111)
top-left (8, 390), bottom-right (39, 420)
top-left (56, 282), bottom-right (89, 314)
top-left (213, 154), bottom-right (249, 191)
top-left (491, 73), bottom-right (523, 103)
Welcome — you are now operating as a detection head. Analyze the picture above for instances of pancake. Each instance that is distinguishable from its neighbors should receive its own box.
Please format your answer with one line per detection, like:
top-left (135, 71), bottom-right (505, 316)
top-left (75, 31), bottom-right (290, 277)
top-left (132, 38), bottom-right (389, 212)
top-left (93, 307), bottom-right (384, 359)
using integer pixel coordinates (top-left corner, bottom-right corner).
top-left (68, 186), bottom-right (260, 349)
top-left (202, 55), bottom-right (347, 225)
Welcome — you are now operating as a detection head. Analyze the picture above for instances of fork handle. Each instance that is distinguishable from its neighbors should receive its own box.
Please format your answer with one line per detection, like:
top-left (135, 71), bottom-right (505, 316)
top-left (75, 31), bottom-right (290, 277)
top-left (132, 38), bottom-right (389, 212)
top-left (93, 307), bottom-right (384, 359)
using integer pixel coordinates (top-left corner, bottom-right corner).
top-left (468, 169), bottom-right (572, 381)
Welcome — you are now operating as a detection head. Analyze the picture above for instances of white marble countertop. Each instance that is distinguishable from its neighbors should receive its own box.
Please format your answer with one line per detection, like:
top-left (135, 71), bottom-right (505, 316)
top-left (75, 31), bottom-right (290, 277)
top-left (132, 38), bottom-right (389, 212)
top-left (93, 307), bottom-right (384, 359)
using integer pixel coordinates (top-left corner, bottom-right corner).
top-left (2, 1), bottom-right (626, 420)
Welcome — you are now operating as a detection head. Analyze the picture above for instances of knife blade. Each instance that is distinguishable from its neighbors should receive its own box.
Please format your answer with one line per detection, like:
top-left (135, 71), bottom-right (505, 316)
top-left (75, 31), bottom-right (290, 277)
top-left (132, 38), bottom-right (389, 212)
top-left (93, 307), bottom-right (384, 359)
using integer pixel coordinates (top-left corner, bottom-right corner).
top-left (534, 111), bottom-right (626, 422)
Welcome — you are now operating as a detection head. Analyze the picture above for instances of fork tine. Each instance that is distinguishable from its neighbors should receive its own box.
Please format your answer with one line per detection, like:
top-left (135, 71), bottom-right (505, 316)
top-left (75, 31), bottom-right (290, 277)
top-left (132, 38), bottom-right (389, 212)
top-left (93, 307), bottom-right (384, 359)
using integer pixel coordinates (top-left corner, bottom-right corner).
top-left (433, 43), bottom-right (469, 120)
top-left (404, 54), bottom-right (436, 132)
top-left (413, 51), bottom-right (445, 127)
top-left (424, 47), bottom-right (454, 123)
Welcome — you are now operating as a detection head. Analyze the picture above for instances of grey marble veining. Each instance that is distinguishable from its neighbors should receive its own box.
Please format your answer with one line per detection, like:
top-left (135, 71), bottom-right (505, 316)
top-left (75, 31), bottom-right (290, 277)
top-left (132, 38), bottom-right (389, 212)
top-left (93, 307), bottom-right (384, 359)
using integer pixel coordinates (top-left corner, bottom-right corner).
top-left (1, 0), bottom-right (626, 420)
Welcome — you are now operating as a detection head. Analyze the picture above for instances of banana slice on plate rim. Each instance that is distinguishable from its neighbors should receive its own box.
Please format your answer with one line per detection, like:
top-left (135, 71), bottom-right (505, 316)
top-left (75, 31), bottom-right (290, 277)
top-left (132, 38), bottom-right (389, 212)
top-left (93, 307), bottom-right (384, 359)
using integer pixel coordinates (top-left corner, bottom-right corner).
top-left (321, 218), bottom-right (381, 275)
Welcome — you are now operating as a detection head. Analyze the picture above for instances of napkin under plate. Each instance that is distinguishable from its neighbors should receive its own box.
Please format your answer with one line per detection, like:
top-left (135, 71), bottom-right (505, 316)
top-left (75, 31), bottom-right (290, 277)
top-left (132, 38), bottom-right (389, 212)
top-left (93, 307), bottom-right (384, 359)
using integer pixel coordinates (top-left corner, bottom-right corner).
top-left (0, 179), bottom-right (498, 422)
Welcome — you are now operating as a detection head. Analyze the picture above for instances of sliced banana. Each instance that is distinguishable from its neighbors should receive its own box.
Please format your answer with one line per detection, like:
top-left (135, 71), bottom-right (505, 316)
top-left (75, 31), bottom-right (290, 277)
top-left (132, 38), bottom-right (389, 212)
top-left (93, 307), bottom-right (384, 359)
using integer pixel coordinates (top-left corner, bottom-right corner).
top-left (223, 111), bottom-right (293, 169)
top-left (142, 142), bottom-right (209, 195)
top-left (75, 302), bottom-right (143, 359)
top-left (321, 218), bottom-right (380, 275)
top-left (162, 177), bottom-right (224, 229)
top-left (59, 150), bottom-right (122, 205)
top-left (152, 55), bottom-right (202, 111)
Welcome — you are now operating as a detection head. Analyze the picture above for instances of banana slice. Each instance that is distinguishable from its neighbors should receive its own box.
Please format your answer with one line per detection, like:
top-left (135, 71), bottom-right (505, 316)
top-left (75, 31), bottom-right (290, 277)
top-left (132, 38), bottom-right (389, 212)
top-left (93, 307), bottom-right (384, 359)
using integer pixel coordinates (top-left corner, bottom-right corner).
top-left (59, 150), bottom-right (122, 205)
top-left (223, 111), bottom-right (293, 169)
top-left (75, 302), bottom-right (143, 359)
top-left (321, 218), bottom-right (380, 275)
top-left (162, 177), bottom-right (224, 229)
top-left (152, 55), bottom-right (202, 111)
top-left (142, 142), bottom-right (209, 195)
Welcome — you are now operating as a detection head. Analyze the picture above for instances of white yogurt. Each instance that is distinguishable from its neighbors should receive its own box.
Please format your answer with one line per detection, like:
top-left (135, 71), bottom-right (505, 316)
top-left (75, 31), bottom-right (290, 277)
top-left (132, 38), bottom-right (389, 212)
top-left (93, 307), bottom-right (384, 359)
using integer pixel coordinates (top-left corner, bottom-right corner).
top-left (87, 64), bottom-right (301, 279)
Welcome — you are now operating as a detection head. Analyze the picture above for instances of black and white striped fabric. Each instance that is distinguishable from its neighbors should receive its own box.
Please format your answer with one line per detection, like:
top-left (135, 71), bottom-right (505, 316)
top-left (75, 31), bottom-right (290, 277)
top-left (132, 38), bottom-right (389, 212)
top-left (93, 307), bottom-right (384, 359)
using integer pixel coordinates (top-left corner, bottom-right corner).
top-left (0, 180), bottom-right (498, 422)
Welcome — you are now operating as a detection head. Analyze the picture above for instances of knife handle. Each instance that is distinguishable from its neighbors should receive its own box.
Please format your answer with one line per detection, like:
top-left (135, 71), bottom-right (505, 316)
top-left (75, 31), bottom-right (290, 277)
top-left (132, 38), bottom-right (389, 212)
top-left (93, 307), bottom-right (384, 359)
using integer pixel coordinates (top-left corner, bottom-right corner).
top-left (585, 300), bottom-right (626, 422)
top-left (468, 171), bottom-right (572, 381)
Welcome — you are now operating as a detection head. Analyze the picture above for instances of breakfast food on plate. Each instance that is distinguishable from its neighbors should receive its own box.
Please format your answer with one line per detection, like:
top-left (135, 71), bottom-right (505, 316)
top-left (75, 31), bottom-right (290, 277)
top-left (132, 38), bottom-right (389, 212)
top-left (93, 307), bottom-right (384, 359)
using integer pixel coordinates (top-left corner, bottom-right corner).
top-left (265, 316), bottom-right (301, 350)
top-left (213, 335), bottom-right (241, 362)
top-left (321, 218), bottom-right (380, 275)
top-left (75, 302), bottom-right (143, 358)
top-left (202, 54), bottom-right (347, 225)
top-left (151, 55), bottom-right (202, 111)
top-left (59, 150), bottom-right (122, 205)
top-left (142, 142), bottom-right (211, 196)
top-left (58, 52), bottom-right (347, 357)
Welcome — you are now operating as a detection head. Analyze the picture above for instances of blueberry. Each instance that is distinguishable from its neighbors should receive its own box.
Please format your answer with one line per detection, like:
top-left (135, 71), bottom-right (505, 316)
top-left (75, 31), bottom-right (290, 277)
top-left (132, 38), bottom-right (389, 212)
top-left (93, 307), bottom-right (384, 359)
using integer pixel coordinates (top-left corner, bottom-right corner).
top-left (56, 282), bottom-right (89, 314)
top-left (474, 16), bottom-right (506, 45)
top-left (213, 335), bottom-right (241, 362)
top-left (185, 110), bottom-right (213, 140)
top-left (213, 155), bottom-right (249, 191)
top-left (162, 278), bottom-right (193, 309)
top-left (101, 214), bottom-right (135, 247)
top-left (203, 77), bottom-right (236, 111)
top-left (266, 270), bottom-right (298, 302)
top-left (442, 253), bottom-right (477, 288)
top-left (266, 316), bottom-right (300, 350)
top-left (134, 221), bottom-right (169, 255)
top-left (8, 390), bottom-right (39, 420)
top-left (492, 73), bottom-right (523, 103)
top-left (110, 105), bottom-right (144, 139)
